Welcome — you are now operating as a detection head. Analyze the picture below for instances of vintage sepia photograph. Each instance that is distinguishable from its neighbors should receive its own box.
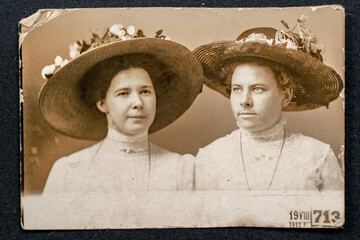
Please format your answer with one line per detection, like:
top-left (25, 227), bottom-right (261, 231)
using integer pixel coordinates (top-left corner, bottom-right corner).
top-left (20, 6), bottom-right (344, 229)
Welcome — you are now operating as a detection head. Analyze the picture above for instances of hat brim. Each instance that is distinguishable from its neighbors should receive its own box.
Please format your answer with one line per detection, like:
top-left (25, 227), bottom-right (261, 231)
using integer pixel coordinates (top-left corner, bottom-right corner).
top-left (193, 40), bottom-right (343, 111)
top-left (39, 38), bottom-right (203, 140)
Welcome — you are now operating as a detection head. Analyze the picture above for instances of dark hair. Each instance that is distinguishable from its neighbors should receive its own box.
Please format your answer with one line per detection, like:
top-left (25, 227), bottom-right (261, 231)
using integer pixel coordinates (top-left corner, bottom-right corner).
top-left (219, 57), bottom-right (302, 96)
top-left (79, 53), bottom-right (175, 109)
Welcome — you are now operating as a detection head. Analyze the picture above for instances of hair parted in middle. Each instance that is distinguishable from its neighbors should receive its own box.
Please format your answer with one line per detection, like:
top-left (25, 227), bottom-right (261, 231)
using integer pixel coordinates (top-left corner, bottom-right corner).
top-left (79, 53), bottom-right (177, 111)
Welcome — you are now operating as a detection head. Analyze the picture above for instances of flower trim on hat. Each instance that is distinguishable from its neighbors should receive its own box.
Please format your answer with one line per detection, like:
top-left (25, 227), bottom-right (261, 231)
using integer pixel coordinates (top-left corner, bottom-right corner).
top-left (41, 24), bottom-right (171, 79)
top-left (228, 15), bottom-right (323, 62)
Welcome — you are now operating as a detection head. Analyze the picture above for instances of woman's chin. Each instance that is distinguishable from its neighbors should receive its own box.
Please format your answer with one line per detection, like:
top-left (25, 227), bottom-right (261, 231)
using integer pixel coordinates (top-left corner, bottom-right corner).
top-left (237, 122), bottom-right (266, 133)
top-left (237, 119), bottom-right (257, 130)
top-left (111, 124), bottom-right (149, 136)
top-left (125, 126), bottom-right (150, 136)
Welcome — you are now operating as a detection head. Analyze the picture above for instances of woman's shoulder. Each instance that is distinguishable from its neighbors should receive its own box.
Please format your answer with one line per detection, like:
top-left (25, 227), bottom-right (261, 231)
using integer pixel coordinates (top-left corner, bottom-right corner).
top-left (286, 131), bottom-right (333, 162)
top-left (150, 142), bottom-right (181, 158)
top-left (150, 142), bottom-right (195, 161)
top-left (199, 129), bottom-right (239, 153)
top-left (53, 142), bottom-right (103, 167)
top-left (288, 131), bottom-right (331, 149)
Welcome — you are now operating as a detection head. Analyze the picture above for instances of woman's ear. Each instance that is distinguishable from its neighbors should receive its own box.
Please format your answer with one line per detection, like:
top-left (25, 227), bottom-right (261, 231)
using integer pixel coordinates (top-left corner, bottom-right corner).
top-left (96, 99), bottom-right (109, 113)
top-left (281, 88), bottom-right (293, 107)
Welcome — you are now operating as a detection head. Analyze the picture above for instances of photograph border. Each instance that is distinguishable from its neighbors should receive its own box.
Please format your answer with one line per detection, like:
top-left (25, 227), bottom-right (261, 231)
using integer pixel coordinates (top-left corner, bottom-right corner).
top-left (1, 0), bottom-right (359, 239)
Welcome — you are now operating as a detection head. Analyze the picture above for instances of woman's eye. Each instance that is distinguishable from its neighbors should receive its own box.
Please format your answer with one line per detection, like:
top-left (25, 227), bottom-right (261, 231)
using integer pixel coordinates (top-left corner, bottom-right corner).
top-left (117, 92), bottom-right (129, 96)
top-left (141, 89), bottom-right (151, 95)
top-left (253, 87), bottom-right (264, 93)
top-left (232, 87), bottom-right (242, 93)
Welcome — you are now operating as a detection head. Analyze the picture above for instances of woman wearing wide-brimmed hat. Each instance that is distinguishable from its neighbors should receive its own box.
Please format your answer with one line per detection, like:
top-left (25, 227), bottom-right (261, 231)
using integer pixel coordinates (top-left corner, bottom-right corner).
top-left (41, 24), bottom-right (203, 194)
top-left (193, 17), bottom-right (344, 191)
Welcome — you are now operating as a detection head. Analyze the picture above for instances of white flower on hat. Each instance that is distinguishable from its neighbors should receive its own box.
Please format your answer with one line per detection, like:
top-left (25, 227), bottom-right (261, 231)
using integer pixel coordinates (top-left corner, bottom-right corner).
top-left (109, 23), bottom-right (123, 32)
top-left (69, 42), bottom-right (81, 59)
top-left (60, 59), bottom-right (69, 68)
top-left (275, 30), bottom-right (299, 49)
top-left (246, 33), bottom-right (267, 42)
top-left (41, 24), bottom-right (166, 80)
top-left (54, 56), bottom-right (63, 67)
top-left (285, 39), bottom-right (298, 49)
top-left (165, 36), bottom-right (171, 40)
top-left (126, 25), bottom-right (136, 36)
top-left (234, 39), bottom-right (245, 44)
top-left (41, 64), bottom-right (56, 79)
top-left (275, 37), bottom-right (298, 50)
top-left (265, 39), bottom-right (273, 45)
top-left (241, 33), bottom-right (273, 46)
top-left (109, 24), bottom-right (126, 38)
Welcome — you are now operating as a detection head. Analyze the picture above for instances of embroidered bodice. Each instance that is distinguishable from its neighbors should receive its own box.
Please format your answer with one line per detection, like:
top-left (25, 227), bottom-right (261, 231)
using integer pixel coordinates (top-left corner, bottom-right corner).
top-left (238, 119), bottom-right (287, 190)
top-left (43, 127), bottom-right (195, 194)
top-left (195, 119), bottom-right (344, 191)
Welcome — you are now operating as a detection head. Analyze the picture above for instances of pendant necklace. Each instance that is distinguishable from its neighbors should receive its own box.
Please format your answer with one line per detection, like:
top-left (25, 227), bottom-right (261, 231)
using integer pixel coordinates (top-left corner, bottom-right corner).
top-left (239, 128), bottom-right (286, 191)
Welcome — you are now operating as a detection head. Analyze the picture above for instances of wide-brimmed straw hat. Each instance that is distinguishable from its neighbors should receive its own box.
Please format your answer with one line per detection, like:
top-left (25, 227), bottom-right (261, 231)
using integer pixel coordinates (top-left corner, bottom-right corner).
top-left (39, 25), bottom-right (203, 140)
top-left (193, 17), bottom-right (343, 111)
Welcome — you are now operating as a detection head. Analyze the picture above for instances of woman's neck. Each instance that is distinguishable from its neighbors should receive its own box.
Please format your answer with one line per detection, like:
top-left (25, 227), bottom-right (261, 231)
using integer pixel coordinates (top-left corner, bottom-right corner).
top-left (238, 117), bottom-right (286, 141)
top-left (105, 126), bottom-right (149, 153)
top-left (107, 126), bottom-right (148, 142)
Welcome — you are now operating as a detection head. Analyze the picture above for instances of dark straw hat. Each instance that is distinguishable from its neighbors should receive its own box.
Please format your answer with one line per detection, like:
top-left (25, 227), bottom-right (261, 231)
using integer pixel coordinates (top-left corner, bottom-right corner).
top-left (39, 25), bottom-right (203, 140)
top-left (193, 17), bottom-right (343, 111)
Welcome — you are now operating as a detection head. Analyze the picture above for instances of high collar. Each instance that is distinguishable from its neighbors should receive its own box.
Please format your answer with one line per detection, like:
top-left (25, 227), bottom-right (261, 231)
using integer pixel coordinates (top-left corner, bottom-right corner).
top-left (238, 117), bottom-right (286, 141)
top-left (105, 126), bottom-right (149, 154)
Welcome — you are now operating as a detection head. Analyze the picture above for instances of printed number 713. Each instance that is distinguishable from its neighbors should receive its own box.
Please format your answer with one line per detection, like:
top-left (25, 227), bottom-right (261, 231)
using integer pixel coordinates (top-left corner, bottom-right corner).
top-left (312, 210), bottom-right (341, 225)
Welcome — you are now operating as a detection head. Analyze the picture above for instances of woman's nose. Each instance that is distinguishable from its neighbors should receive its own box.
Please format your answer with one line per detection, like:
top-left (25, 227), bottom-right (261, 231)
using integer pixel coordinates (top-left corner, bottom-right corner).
top-left (130, 93), bottom-right (143, 109)
top-left (240, 91), bottom-right (253, 107)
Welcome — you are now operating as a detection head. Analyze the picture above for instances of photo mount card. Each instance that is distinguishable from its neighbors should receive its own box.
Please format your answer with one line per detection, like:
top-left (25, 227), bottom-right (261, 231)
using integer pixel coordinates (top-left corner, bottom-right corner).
top-left (20, 6), bottom-right (345, 229)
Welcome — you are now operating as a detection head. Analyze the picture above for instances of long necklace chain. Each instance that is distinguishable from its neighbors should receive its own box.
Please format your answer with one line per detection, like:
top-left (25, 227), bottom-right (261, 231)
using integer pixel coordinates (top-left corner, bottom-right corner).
top-left (239, 128), bottom-right (286, 191)
top-left (147, 141), bottom-right (151, 190)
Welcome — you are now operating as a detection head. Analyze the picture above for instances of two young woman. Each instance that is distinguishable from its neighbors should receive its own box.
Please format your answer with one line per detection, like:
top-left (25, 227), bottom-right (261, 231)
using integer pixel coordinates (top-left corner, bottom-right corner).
top-left (41, 23), bottom-right (343, 194)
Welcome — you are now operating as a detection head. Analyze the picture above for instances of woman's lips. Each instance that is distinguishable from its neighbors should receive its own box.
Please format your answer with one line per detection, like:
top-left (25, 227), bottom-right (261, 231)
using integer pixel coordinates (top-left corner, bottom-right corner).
top-left (128, 116), bottom-right (146, 118)
top-left (240, 112), bottom-right (256, 115)
top-left (239, 112), bottom-right (257, 118)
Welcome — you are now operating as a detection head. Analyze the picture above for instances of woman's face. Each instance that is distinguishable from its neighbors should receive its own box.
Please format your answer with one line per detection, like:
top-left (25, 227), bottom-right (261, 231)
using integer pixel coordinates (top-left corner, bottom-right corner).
top-left (97, 68), bottom-right (156, 136)
top-left (230, 63), bottom-right (290, 133)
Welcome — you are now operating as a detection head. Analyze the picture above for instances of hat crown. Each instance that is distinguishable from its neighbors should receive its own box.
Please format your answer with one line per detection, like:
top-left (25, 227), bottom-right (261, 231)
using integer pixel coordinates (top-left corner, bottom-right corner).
top-left (236, 27), bottom-right (277, 41)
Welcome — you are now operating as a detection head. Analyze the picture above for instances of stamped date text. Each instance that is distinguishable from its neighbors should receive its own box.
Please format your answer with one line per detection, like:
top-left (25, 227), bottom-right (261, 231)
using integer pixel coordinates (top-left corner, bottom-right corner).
top-left (289, 209), bottom-right (341, 227)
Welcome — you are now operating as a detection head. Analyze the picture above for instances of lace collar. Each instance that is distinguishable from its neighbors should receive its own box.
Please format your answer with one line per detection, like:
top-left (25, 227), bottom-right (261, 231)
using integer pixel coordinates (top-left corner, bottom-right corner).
top-left (104, 126), bottom-right (149, 154)
top-left (238, 118), bottom-right (286, 141)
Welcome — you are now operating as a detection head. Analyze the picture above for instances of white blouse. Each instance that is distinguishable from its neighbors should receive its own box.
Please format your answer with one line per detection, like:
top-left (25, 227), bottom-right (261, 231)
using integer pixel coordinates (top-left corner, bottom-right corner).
top-left (43, 127), bottom-right (195, 194)
top-left (195, 119), bottom-right (344, 191)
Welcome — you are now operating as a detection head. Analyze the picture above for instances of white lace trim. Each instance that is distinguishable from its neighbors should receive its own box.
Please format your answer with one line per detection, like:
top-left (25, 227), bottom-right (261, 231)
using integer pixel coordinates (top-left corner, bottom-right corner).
top-left (238, 118), bottom-right (287, 140)
top-left (105, 126), bottom-right (149, 154)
